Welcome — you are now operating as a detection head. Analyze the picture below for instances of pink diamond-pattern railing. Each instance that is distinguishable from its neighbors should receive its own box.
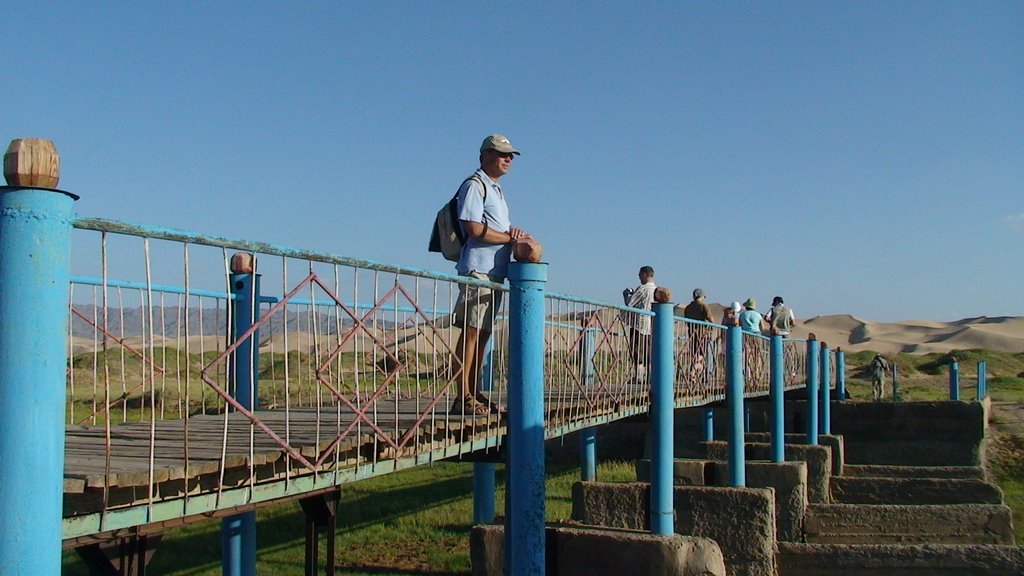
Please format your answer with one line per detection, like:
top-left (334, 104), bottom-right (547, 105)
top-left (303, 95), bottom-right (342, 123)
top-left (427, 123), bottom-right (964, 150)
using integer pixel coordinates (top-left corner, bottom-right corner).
top-left (199, 273), bottom-right (466, 473)
top-left (561, 312), bottom-right (631, 412)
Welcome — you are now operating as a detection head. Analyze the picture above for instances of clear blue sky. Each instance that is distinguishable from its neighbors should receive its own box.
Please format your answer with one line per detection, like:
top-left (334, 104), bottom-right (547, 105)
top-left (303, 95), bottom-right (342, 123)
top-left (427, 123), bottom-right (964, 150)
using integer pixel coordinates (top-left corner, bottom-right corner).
top-left (4, 2), bottom-right (1021, 322)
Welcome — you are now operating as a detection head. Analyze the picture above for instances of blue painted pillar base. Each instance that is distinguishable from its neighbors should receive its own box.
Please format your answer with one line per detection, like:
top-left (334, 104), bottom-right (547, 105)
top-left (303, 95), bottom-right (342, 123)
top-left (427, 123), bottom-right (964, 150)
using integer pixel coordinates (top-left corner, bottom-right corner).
top-left (222, 513), bottom-right (256, 576)
top-left (580, 428), bottom-right (597, 482)
top-left (805, 339), bottom-right (820, 445)
top-left (819, 346), bottom-right (831, 435)
top-left (703, 408), bottom-right (714, 442)
top-left (726, 326), bottom-right (745, 486)
top-left (0, 186), bottom-right (78, 575)
top-left (505, 262), bottom-right (548, 576)
top-left (836, 351), bottom-right (847, 402)
top-left (649, 302), bottom-right (676, 535)
top-left (977, 361), bottom-right (987, 401)
top-left (949, 361), bottom-right (961, 401)
top-left (473, 463), bottom-right (496, 524)
top-left (769, 335), bottom-right (785, 463)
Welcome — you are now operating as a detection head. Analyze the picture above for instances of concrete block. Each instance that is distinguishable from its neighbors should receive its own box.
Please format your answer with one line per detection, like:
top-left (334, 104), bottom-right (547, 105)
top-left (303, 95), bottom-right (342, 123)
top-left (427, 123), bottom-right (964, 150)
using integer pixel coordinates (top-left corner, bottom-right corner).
top-left (703, 441), bottom-right (832, 503)
top-left (830, 477), bottom-right (1003, 505)
top-left (842, 464), bottom-right (985, 479)
top-left (828, 401), bottom-right (986, 466)
top-left (573, 481), bottom-right (777, 576)
top-left (803, 503), bottom-right (1015, 545)
top-left (777, 542), bottom-right (1024, 575)
top-left (635, 458), bottom-right (710, 486)
top-left (636, 459), bottom-right (809, 542)
top-left (709, 461), bottom-right (807, 542)
top-left (745, 433), bottom-right (845, 476)
top-left (470, 523), bottom-right (726, 576)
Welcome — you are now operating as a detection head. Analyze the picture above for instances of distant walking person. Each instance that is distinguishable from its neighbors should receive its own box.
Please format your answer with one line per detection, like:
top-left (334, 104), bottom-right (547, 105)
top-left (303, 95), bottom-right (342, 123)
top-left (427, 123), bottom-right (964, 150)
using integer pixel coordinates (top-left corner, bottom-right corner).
top-left (621, 266), bottom-right (657, 383)
top-left (765, 296), bottom-right (796, 336)
top-left (451, 134), bottom-right (531, 415)
top-left (683, 288), bottom-right (714, 384)
top-left (870, 353), bottom-right (890, 401)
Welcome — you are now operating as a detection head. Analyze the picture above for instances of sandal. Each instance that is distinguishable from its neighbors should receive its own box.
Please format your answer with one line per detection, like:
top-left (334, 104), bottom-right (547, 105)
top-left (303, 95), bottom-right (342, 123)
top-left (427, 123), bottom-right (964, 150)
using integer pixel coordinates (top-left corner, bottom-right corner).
top-left (476, 394), bottom-right (506, 414)
top-left (451, 396), bottom-right (490, 416)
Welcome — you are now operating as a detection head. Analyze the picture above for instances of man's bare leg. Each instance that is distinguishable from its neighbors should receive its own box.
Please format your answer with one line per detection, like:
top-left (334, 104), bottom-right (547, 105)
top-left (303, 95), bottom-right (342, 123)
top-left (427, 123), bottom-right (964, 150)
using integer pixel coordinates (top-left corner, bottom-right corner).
top-left (456, 326), bottom-right (481, 401)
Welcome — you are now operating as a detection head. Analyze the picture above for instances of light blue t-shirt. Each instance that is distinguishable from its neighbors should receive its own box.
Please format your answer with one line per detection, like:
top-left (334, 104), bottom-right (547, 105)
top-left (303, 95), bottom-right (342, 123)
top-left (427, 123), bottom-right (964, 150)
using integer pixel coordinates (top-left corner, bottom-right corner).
top-left (740, 309), bottom-right (763, 334)
top-left (456, 169), bottom-right (512, 278)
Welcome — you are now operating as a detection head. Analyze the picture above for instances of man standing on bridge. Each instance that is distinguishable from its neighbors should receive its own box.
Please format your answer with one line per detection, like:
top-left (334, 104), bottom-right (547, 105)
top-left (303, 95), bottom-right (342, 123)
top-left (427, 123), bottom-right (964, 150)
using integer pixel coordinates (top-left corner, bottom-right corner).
top-left (452, 134), bottom-right (532, 416)
top-left (765, 296), bottom-right (796, 336)
top-left (683, 288), bottom-right (714, 385)
top-left (622, 266), bottom-right (657, 384)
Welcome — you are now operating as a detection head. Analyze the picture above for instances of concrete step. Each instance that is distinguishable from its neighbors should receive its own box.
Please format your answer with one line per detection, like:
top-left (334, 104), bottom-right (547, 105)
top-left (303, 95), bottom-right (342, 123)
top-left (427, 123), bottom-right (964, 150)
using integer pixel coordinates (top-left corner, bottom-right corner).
top-left (777, 542), bottom-right (1024, 576)
top-left (804, 504), bottom-right (1014, 545)
top-left (842, 464), bottom-right (985, 479)
top-left (830, 476), bottom-right (1002, 505)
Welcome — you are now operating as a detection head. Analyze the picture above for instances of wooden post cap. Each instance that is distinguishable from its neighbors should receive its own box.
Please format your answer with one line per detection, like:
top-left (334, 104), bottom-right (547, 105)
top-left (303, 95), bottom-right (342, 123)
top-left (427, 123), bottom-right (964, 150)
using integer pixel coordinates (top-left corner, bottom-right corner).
top-left (230, 252), bottom-right (255, 274)
top-left (654, 287), bottom-right (673, 303)
top-left (4, 138), bottom-right (60, 188)
top-left (513, 237), bottom-right (544, 263)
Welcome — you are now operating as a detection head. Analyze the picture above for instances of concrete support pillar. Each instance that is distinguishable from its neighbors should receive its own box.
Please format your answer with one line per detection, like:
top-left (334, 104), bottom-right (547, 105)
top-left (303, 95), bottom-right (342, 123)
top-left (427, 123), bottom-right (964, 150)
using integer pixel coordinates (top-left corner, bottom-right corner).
top-left (223, 268), bottom-right (261, 576)
top-left (836, 349), bottom-right (847, 402)
top-left (976, 361), bottom-right (987, 401)
top-left (580, 327), bottom-right (597, 482)
top-left (505, 262), bottom-right (547, 576)
top-left (726, 326), bottom-right (745, 486)
top-left (805, 338), bottom-right (820, 445)
top-left (819, 344), bottom-right (831, 435)
top-left (0, 185), bottom-right (78, 574)
top-left (769, 335), bottom-right (785, 463)
top-left (649, 302), bottom-right (676, 535)
top-left (949, 358), bottom-right (960, 401)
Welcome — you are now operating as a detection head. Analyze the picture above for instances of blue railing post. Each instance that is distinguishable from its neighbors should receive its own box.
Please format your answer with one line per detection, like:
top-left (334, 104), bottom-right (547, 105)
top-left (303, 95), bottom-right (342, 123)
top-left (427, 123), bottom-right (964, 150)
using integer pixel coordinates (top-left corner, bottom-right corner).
top-left (473, 336), bottom-right (497, 524)
top-left (892, 364), bottom-right (900, 401)
top-left (977, 361), bottom-right (987, 401)
top-left (223, 260), bottom-right (261, 576)
top-left (819, 344), bottom-right (831, 436)
top-left (769, 335), bottom-right (785, 463)
top-left (726, 326), bottom-right (745, 486)
top-left (805, 338), bottom-right (820, 445)
top-left (703, 408), bottom-right (714, 442)
top-left (0, 185), bottom-right (77, 575)
top-left (949, 357), bottom-right (960, 401)
top-left (580, 327), bottom-right (598, 482)
top-left (836, 349), bottom-right (847, 402)
top-left (505, 262), bottom-right (547, 576)
top-left (650, 302), bottom-right (676, 535)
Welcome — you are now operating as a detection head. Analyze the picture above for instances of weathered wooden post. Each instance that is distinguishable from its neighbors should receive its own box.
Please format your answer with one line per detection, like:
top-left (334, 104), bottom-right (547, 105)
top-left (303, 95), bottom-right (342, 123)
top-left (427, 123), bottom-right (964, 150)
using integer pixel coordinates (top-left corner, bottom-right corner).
top-left (0, 138), bottom-right (77, 574)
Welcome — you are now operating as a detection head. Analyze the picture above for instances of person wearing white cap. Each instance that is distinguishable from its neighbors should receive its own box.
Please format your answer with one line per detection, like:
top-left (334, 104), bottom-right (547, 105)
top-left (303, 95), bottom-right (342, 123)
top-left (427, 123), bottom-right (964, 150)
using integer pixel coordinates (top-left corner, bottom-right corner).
top-left (451, 134), bottom-right (532, 415)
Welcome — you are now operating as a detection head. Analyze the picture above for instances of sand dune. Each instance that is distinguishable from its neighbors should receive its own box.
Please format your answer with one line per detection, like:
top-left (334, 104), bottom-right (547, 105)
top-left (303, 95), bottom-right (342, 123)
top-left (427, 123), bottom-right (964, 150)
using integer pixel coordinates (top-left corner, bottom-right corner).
top-left (793, 315), bottom-right (1024, 354)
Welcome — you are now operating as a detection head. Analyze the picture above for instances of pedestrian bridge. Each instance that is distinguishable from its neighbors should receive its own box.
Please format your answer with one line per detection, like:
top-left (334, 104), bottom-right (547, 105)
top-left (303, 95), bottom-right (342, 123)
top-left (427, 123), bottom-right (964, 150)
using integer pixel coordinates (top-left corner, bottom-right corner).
top-left (0, 186), bottom-right (841, 574)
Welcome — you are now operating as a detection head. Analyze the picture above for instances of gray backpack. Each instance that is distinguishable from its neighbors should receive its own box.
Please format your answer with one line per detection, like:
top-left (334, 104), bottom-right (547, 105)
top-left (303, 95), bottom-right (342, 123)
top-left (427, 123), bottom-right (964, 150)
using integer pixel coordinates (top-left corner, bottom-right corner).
top-left (428, 175), bottom-right (484, 262)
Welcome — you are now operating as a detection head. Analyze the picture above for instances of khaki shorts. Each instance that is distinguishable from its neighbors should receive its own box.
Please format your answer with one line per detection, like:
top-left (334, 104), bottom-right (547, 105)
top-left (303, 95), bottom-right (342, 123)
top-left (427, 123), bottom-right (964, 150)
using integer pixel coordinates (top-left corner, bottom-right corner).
top-left (453, 272), bottom-right (505, 332)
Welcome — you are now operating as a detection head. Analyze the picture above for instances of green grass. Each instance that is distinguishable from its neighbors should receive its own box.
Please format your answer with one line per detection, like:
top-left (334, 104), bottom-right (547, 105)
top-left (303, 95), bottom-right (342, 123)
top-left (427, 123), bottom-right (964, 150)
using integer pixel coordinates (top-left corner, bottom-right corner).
top-left (62, 460), bottom-right (638, 575)
top-left (1000, 480), bottom-right (1024, 545)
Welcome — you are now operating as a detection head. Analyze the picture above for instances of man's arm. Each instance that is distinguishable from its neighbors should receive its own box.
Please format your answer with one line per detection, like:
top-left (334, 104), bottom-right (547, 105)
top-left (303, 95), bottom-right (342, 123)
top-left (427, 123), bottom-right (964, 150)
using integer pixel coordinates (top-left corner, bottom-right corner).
top-left (462, 220), bottom-right (529, 245)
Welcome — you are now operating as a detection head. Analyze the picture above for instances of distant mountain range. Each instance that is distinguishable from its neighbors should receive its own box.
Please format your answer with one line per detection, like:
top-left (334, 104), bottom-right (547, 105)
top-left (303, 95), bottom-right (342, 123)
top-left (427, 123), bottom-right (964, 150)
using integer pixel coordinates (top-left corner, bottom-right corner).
top-left (69, 305), bottom-right (1024, 355)
top-left (68, 305), bottom-right (367, 339)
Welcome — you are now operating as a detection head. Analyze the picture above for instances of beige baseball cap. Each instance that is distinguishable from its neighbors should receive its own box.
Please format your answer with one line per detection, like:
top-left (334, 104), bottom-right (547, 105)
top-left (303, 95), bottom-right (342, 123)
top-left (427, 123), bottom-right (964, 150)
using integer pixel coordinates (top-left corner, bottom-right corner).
top-left (480, 134), bottom-right (521, 155)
